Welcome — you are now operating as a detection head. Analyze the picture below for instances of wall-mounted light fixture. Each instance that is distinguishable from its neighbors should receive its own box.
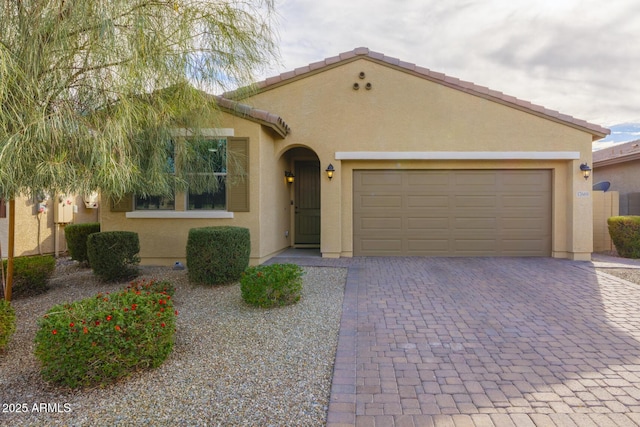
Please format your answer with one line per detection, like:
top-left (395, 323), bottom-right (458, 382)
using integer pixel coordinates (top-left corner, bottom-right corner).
top-left (285, 171), bottom-right (295, 184)
top-left (326, 164), bottom-right (335, 180)
top-left (580, 163), bottom-right (591, 180)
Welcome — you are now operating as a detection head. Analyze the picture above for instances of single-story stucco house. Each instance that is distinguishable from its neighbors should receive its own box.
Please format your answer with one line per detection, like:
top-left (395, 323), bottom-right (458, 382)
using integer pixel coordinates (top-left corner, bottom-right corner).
top-left (593, 139), bottom-right (640, 215)
top-left (100, 47), bottom-right (609, 265)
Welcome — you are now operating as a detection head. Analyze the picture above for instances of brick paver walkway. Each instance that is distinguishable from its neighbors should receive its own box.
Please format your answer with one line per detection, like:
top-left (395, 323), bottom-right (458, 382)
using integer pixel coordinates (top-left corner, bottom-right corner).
top-left (272, 254), bottom-right (640, 426)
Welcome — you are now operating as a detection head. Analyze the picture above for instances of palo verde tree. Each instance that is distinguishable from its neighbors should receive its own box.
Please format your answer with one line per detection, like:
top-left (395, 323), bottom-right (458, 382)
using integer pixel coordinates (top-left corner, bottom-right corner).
top-left (0, 0), bottom-right (278, 300)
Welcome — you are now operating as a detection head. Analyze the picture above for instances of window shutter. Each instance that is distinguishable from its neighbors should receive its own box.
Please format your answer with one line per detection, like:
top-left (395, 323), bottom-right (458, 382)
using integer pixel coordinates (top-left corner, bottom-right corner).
top-left (110, 194), bottom-right (133, 212)
top-left (227, 137), bottom-right (249, 212)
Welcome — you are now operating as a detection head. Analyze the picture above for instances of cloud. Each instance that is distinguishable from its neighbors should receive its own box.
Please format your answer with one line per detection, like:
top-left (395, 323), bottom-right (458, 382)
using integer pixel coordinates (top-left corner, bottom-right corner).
top-left (267, 0), bottom-right (640, 126)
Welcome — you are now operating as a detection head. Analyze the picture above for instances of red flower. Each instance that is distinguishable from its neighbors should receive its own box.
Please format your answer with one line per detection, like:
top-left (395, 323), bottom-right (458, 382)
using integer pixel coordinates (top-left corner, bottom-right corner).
top-left (131, 304), bottom-right (137, 310)
top-left (161, 323), bottom-right (166, 328)
top-left (115, 325), bottom-right (121, 331)
top-left (160, 308), bottom-right (165, 312)
top-left (52, 330), bottom-right (57, 335)
top-left (83, 327), bottom-right (88, 334)
top-left (106, 315), bottom-right (112, 321)
top-left (159, 299), bottom-right (166, 305)
top-left (69, 322), bottom-right (75, 328)
top-left (175, 310), bottom-right (179, 316)
top-left (123, 308), bottom-right (129, 312)
top-left (95, 321), bottom-right (100, 326)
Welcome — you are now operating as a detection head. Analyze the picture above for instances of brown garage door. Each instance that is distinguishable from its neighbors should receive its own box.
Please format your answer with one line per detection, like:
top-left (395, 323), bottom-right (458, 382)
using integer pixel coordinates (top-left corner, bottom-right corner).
top-left (353, 170), bottom-right (551, 256)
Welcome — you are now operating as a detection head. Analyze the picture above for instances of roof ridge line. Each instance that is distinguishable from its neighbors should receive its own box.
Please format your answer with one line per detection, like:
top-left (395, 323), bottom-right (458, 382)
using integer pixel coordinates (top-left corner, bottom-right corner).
top-left (224, 47), bottom-right (609, 139)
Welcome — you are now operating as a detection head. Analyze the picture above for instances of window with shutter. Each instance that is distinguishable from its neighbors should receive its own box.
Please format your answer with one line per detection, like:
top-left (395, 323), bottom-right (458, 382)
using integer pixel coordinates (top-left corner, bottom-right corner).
top-left (226, 137), bottom-right (249, 212)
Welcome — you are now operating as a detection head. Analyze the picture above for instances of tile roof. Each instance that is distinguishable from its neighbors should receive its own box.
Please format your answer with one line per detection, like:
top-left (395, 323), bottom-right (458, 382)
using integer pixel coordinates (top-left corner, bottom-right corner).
top-left (593, 139), bottom-right (640, 167)
top-left (225, 47), bottom-right (609, 141)
top-left (213, 95), bottom-right (290, 138)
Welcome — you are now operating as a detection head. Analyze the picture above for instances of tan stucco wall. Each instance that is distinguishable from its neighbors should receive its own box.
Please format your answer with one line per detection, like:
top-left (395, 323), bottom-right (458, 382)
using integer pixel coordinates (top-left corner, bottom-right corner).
top-left (0, 194), bottom-right (99, 258)
top-left (594, 162), bottom-right (640, 215)
top-left (245, 58), bottom-right (595, 260)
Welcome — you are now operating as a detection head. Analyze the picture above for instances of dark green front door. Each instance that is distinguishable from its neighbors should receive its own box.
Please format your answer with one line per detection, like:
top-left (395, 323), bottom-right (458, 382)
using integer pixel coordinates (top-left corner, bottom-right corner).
top-left (294, 161), bottom-right (320, 245)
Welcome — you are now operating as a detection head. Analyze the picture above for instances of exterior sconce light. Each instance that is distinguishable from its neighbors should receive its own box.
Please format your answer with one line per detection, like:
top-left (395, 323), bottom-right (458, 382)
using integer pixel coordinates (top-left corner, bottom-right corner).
top-left (326, 164), bottom-right (335, 180)
top-left (580, 163), bottom-right (591, 180)
top-left (285, 171), bottom-right (295, 184)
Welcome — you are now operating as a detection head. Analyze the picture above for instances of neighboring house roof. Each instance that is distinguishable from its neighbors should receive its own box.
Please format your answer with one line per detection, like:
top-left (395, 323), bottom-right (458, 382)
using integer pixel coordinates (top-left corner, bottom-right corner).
top-left (593, 139), bottom-right (640, 167)
top-left (224, 47), bottom-right (609, 141)
top-left (213, 95), bottom-right (290, 139)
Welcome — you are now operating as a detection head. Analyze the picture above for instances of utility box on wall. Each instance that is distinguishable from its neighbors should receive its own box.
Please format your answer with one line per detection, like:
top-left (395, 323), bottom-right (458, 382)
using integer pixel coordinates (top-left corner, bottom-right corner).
top-left (54, 194), bottom-right (74, 223)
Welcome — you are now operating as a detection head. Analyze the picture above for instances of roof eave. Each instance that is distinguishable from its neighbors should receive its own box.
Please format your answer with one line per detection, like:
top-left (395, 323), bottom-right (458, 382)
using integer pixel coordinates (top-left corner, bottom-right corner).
top-left (594, 152), bottom-right (640, 168)
top-left (213, 96), bottom-right (290, 139)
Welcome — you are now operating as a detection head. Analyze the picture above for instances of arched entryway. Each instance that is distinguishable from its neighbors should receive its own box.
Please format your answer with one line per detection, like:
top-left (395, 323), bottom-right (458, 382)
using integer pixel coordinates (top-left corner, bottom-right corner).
top-left (281, 147), bottom-right (320, 248)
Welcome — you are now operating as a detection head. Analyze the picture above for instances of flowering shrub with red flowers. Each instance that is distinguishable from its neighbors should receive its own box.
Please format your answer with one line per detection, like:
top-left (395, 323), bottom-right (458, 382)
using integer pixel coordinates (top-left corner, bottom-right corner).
top-left (124, 278), bottom-right (176, 297)
top-left (34, 281), bottom-right (177, 388)
top-left (240, 264), bottom-right (304, 308)
top-left (0, 299), bottom-right (16, 351)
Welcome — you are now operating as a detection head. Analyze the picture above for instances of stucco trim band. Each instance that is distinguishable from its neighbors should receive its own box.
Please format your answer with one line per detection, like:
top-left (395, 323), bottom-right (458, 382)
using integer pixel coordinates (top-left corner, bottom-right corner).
top-left (125, 211), bottom-right (234, 219)
top-left (335, 151), bottom-right (581, 160)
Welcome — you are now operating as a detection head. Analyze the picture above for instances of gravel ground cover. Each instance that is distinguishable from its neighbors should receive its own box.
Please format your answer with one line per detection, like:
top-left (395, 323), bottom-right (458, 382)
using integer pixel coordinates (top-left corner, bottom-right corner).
top-left (600, 268), bottom-right (640, 285)
top-left (0, 262), bottom-right (347, 427)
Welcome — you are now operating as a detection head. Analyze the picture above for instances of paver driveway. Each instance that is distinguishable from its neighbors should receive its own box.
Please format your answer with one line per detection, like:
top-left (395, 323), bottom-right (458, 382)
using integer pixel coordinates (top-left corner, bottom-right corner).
top-left (318, 257), bottom-right (640, 427)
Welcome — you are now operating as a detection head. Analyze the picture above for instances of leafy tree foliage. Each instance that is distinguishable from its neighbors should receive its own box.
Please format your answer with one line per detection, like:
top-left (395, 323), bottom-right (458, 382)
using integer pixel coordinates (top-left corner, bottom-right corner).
top-left (0, 0), bottom-right (278, 200)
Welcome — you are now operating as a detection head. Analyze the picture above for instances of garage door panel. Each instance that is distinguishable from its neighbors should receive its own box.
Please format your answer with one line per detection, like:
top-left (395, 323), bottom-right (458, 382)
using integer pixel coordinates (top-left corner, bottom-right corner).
top-left (407, 217), bottom-right (450, 229)
top-left (454, 218), bottom-right (498, 229)
top-left (356, 238), bottom-right (403, 254)
top-left (454, 195), bottom-right (497, 208)
top-left (358, 194), bottom-right (403, 208)
top-left (407, 195), bottom-right (449, 208)
top-left (407, 239), bottom-right (450, 253)
top-left (354, 169), bottom-right (551, 257)
top-left (501, 195), bottom-right (547, 208)
top-left (453, 239), bottom-right (498, 252)
top-left (359, 217), bottom-right (402, 231)
top-left (501, 219), bottom-right (548, 230)
top-left (358, 171), bottom-right (403, 186)
top-left (455, 172), bottom-right (497, 186)
top-left (502, 171), bottom-right (550, 186)
top-left (407, 171), bottom-right (449, 186)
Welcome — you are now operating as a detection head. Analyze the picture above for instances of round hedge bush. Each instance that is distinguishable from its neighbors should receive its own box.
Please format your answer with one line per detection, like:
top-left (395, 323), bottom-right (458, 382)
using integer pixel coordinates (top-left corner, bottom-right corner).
top-left (240, 263), bottom-right (304, 308)
top-left (65, 222), bottom-right (100, 265)
top-left (2, 255), bottom-right (56, 298)
top-left (608, 216), bottom-right (640, 258)
top-left (87, 231), bottom-right (140, 281)
top-left (186, 226), bottom-right (250, 285)
top-left (34, 281), bottom-right (176, 388)
top-left (0, 299), bottom-right (16, 351)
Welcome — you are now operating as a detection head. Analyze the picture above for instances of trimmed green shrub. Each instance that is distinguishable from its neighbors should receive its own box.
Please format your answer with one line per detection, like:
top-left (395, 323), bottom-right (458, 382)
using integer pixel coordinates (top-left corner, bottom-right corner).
top-left (65, 222), bottom-right (100, 265)
top-left (2, 256), bottom-right (56, 298)
top-left (186, 226), bottom-right (250, 285)
top-left (34, 285), bottom-right (177, 388)
top-left (608, 216), bottom-right (640, 258)
top-left (87, 231), bottom-right (140, 282)
top-left (241, 263), bottom-right (304, 308)
top-left (0, 300), bottom-right (16, 351)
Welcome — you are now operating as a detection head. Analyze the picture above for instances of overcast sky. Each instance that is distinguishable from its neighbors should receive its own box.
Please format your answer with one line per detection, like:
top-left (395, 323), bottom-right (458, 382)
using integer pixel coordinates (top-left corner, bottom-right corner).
top-left (263, 0), bottom-right (638, 128)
